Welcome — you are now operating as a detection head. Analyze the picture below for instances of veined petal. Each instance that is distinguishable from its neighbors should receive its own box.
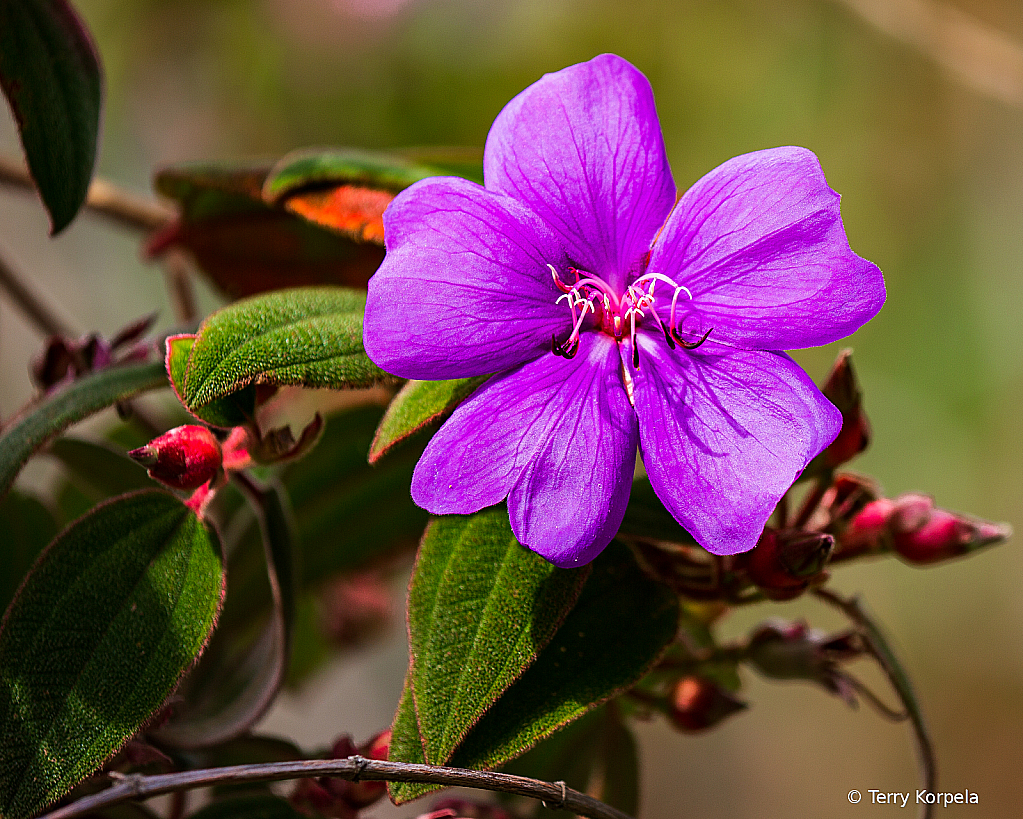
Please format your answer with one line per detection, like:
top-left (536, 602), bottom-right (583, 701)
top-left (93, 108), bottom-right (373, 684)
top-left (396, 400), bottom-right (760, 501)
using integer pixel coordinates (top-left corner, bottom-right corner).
top-left (412, 334), bottom-right (638, 567)
top-left (484, 54), bottom-right (675, 292)
top-left (365, 176), bottom-right (569, 380)
top-left (625, 335), bottom-right (841, 555)
top-left (648, 147), bottom-right (885, 350)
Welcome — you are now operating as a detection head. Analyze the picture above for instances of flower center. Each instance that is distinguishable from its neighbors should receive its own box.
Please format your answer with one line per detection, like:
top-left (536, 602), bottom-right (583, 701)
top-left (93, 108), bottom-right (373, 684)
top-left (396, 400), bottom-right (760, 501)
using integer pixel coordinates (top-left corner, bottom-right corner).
top-left (548, 264), bottom-right (711, 367)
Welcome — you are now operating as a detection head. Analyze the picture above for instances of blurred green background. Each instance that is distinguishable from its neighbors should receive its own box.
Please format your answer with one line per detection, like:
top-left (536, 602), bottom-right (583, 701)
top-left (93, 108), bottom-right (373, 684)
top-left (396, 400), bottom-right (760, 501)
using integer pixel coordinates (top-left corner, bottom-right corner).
top-left (2, 0), bottom-right (1022, 816)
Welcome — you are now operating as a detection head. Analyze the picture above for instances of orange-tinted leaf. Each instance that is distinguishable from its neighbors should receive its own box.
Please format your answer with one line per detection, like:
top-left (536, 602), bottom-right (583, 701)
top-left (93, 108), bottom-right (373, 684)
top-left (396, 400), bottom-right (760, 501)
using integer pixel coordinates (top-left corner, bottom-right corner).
top-left (283, 185), bottom-right (393, 244)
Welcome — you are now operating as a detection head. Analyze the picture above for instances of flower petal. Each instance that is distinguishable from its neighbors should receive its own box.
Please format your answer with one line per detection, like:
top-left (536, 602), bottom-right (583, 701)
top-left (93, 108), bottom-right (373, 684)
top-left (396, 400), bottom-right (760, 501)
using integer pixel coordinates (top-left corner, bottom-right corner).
top-left (364, 176), bottom-right (569, 379)
top-left (484, 54), bottom-right (675, 292)
top-left (412, 334), bottom-right (637, 567)
top-left (625, 334), bottom-right (841, 555)
top-left (648, 147), bottom-right (885, 350)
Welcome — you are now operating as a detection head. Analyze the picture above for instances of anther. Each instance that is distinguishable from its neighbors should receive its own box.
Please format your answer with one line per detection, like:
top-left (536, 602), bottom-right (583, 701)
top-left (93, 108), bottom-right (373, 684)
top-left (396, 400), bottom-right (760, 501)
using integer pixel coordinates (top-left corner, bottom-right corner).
top-left (671, 326), bottom-right (714, 350)
top-left (661, 322), bottom-right (676, 350)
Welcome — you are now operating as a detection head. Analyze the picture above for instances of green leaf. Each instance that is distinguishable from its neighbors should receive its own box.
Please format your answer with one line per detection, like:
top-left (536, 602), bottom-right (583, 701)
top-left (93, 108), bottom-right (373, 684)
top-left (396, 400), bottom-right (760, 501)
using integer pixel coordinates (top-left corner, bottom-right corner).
top-left (166, 335), bottom-right (254, 428)
top-left (502, 706), bottom-right (639, 819)
top-left (0, 490), bottom-right (224, 819)
top-left (262, 147), bottom-right (436, 203)
top-left (448, 541), bottom-right (676, 772)
top-left (0, 491), bottom-right (58, 615)
top-left (0, 360), bottom-right (168, 501)
top-left (181, 287), bottom-right (393, 415)
top-left (0, 0), bottom-right (102, 233)
top-left (408, 508), bottom-right (589, 766)
top-left (387, 681), bottom-right (428, 804)
top-left (370, 376), bottom-right (487, 463)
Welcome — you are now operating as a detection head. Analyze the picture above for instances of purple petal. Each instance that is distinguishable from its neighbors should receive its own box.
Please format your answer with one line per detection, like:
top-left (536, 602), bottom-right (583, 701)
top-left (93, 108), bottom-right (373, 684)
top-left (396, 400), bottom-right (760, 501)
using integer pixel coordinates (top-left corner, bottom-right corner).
top-left (625, 334), bottom-right (841, 555)
top-left (412, 334), bottom-right (637, 567)
top-left (484, 54), bottom-right (675, 293)
top-left (648, 147), bottom-right (885, 350)
top-left (365, 176), bottom-right (570, 379)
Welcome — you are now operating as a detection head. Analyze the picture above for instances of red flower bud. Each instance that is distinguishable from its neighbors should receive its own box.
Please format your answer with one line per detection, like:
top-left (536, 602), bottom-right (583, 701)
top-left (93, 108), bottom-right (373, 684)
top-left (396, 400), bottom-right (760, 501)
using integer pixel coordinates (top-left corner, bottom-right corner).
top-left (819, 350), bottom-right (871, 468)
top-left (741, 528), bottom-right (834, 599)
top-left (129, 425), bottom-right (223, 490)
top-left (668, 675), bottom-right (746, 733)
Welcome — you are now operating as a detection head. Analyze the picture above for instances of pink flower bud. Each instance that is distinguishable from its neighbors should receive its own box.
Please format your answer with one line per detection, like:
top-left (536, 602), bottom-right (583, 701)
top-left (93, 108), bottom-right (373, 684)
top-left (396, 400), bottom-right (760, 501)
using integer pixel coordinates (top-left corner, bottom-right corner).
top-left (129, 425), bottom-right (223, 490)
top-left (668, 675), bottom-right (747, 733)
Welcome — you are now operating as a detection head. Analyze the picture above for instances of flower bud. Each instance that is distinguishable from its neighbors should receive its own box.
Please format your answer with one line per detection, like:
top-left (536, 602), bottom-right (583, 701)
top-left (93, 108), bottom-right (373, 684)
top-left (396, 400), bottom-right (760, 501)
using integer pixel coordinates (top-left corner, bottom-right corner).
top-left (129, 425), bottom-right (223, 490)
top-left (667, 675), bottom-right (746, 733)
top-left (746, 620), bottom-right (864, 705)
top-left (741, 528), bottom-right (834, 599)
top-left (341, 730), bottom-right (390, 809)
top-left (842, 493), bottom-right (1010, 564)
top-left (291, 730), bottom-right (391, 817)
top-left (819, 350), bottom-right (871, 468)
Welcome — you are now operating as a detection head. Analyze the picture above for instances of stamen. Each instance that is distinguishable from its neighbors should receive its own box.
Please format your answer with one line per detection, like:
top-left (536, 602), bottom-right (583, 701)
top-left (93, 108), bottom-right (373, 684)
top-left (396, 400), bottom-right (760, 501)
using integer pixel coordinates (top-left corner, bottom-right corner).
top-left (671, 326), bottom-right (714, 350)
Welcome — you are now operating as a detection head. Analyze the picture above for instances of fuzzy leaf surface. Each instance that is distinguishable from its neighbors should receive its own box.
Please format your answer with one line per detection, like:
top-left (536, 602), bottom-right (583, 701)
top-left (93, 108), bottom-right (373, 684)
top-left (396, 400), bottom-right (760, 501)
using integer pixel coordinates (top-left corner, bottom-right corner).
top-left (0, 0), bottom-right (101, 233)
top-left (408, 508), bottom-right (589, 765)
top-left (0, 490), bottom-right (224, 819)
top-left (166, 335), bottom-right (253, 428)
top-left (387, 681), bottom-right (429, 804)
top-left (369, 376), bottom-right (487, 463)
top-left (0, 361), bottom-right (168, 500)
top-left (447, 541), bottom-right (676, 771)
top-left (181, 287), bottom-right (392, 413)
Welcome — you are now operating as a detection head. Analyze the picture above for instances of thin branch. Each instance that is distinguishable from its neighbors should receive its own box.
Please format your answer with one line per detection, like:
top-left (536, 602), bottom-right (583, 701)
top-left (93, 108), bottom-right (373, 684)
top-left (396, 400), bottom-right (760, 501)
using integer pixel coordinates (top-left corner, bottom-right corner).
top-left (0, 249), bottom-right (75, 338)
top-left (0, 154), bottom-right (173, 232)
top-left (37, 758), bottom-right (634, 819)
top-left (815, 588), bottom-right (936, 819)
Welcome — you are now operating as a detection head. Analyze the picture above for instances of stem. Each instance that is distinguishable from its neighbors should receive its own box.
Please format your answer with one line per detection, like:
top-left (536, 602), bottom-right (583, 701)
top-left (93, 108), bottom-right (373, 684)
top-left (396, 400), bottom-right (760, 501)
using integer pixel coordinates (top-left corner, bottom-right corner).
top-left (0, 249), bottom-right (75, 338)
top-left (814, 588), bottom-right (937, 819)
top-left (38, 758), bottom-right (634, 819)
top-left (0, 154), bottom-right (173, 232)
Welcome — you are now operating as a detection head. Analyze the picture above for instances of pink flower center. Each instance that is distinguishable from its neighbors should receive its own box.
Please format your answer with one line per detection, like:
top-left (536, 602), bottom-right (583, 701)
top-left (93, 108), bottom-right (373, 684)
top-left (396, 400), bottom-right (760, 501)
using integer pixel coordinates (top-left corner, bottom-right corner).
top-left (548, 264), bottom-right (711, 367)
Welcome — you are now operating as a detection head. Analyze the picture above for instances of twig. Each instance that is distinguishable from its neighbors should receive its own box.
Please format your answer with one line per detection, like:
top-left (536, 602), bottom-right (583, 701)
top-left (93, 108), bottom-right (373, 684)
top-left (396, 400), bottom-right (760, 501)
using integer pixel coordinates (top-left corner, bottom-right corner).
top-left (37, 758), bottom-right (634, 819)
top-left (0, 154), bottom-right (173, 232)
top-left (0, 249), bottom-right (75, 338)
top-left (815, 588), bottom-right (936, 819)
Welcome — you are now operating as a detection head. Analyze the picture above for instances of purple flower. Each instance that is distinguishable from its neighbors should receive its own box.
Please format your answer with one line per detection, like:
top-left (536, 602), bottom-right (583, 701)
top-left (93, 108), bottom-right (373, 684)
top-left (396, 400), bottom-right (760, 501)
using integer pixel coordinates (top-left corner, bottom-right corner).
top-left (364, 54), bottom-right (885, 567)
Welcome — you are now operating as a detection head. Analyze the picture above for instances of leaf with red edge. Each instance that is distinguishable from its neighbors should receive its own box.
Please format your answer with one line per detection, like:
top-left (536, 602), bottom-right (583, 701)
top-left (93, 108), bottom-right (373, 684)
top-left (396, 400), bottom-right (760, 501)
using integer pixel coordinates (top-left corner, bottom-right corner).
top-left (0, 490), bottom-right (224, 819)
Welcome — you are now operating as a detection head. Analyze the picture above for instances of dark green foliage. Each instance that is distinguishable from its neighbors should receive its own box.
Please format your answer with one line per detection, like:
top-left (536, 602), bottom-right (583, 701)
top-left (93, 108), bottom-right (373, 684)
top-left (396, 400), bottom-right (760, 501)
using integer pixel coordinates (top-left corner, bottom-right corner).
top-left (0, 491), bottom-right (224, 819)
top-left (0, 0), bottom-right (102, 233)
top-left (408, 508), bottom-right (590, 765)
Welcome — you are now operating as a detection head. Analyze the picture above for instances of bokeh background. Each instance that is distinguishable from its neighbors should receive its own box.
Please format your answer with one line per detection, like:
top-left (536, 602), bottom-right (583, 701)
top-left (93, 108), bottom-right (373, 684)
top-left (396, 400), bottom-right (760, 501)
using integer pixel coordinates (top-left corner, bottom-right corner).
top-left (3, 0), bottom-right (1023, 816)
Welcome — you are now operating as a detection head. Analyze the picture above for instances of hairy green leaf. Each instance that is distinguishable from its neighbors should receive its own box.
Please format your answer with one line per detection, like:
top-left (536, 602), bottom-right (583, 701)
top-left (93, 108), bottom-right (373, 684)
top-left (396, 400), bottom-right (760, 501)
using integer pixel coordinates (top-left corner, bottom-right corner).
top-left (370, 376), bottom-right (487, 463)
top-left (409, 508), bottom-right (589, 765)
top-left (0, 490), bottom-right (224, 819)
top-left (448, 541), bottom-right (676, 772)
top-left (0, 0), bottom-right (102, 233)
top-left (181, 287), bottom-right (392, 414)
top-left (166, 334), bottom-right (254, 428)
top-left (387, 681), bottom-right (429, 804)
top-left (0, 361), bottom-right (168, 500)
